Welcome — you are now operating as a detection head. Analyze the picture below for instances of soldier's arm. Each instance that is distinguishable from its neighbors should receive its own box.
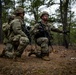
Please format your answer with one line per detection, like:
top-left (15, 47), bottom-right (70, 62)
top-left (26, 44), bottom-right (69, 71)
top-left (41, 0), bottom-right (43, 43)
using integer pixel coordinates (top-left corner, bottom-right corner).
top-left (51, 28), bottom-right (63, 33)
top-left (31, 23), bottom-right (39, 34)
top-left (12, 21), bottom-right (27, 37)
top-left (48, 23), bottom-right (63, 33)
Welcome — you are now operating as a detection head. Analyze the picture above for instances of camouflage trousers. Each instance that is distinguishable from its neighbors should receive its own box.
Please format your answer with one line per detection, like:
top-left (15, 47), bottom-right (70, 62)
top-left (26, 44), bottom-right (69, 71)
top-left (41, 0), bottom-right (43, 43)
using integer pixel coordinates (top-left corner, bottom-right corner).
top-left (35, 37), bottom-right (49, 57)
top-left (14, 36), bottom-right (29, 57)
top-left (0, 43), bottom-right (14, 58)
top-left (2, 35), bottom-right (29, 58)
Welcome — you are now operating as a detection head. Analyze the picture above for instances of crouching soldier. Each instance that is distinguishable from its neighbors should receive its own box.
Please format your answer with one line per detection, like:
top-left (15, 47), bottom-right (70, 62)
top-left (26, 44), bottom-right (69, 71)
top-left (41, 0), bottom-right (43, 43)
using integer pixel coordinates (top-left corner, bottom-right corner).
top-left (0, 14), bottom-right (15, 58)
top-left (0, 7), bottom-right (29, 58)
top-left (29, 11), bottom-right (66, 61)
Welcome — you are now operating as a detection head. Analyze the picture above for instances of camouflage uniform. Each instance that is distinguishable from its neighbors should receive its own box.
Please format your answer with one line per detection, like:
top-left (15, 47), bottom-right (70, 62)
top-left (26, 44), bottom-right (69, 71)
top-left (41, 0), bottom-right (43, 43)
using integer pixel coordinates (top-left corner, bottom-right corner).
top-left (30, 22), bottom-right (52, 60)
top-left (0, 15), bottom-right (15, 58)
top-left (8, 7), bottom-right (29, 58)
top-left (9, 19), bottom-right (29, 57)
top-left (2, 15), bottom-right (15, 44)
top-left (29, 11), bottom-right (63, 61)
top-left (2, 22), bottom-right (10, 44)
top-left (0, 7), bottom-right (29, 58)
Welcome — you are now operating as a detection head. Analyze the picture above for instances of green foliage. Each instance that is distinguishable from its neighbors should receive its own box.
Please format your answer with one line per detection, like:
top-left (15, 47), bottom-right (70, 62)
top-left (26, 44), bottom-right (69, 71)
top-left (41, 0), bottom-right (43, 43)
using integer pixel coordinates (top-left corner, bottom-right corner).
top-left (70, 22), bottom-right (76, 44)
top-left (1, 0), bottom-right (76, 45)
top-left (2, 0), bottom-right (15, 23)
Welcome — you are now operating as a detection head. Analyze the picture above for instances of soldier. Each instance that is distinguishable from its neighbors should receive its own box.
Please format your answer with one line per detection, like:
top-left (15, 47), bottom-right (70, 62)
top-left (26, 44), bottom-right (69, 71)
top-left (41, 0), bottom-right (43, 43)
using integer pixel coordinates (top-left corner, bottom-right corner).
top-left (29, 11), bottom-right (65, 61)
top-left (0, 7), bottom-right (29, 58)
top-left (0, 14), bottom-right (15, 58)
top-left (2, 14), bottom-right (15, 44)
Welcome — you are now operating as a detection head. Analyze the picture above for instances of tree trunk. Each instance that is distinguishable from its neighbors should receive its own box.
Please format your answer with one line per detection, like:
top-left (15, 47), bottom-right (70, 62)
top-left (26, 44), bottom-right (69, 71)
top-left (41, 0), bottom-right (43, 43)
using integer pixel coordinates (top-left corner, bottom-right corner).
top-left (63, 0), bottom-right (69, 48)
top-left (0, 0), bottom-right (3, 43)
top-left (60, 0), bottom-right (69, 48)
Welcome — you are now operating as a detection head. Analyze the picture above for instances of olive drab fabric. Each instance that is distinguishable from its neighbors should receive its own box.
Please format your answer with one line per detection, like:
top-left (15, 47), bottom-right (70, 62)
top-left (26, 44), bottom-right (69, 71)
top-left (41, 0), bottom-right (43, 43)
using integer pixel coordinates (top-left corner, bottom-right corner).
top-left (30, 21), bottom-right (53, 61)
top-left (8, 16), bottom-right (29, 58)
top-left (2, 23), bottom-right (10, 32)
top-left (31, 22), bottom-right (53, 44)
top-left (14, 7), bottom-right (25, 14)
top-left (0, 7), bottom-right (29, 58)
top-left (2, 23), bottom-right (11, 44)
top-left (0, 15), bottom-right (15, 58)
top-left (29, 11), bottom-right (64, 61)
top-left (9, 18), bottom-right (27, 41)
top-left (2, 15), bottom-right (15, 44)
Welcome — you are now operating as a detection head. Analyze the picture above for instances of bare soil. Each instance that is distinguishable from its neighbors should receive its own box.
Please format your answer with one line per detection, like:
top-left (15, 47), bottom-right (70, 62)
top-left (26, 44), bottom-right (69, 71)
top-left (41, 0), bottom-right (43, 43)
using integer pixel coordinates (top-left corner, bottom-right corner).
top-left (0, 44), bottom-right (76, 75)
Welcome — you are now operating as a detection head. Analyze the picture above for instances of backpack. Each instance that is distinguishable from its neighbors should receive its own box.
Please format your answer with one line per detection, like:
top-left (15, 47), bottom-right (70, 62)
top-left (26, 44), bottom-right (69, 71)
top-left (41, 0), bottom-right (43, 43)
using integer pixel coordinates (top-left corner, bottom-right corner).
top-left (2, 23), bottom-right (11, 43)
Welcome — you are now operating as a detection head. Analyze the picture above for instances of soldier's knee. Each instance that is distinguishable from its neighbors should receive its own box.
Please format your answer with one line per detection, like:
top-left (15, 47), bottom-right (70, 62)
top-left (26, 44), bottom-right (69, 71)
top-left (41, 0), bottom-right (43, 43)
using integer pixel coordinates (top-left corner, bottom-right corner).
top-left (37, 37), bottom-right (48, 45)
top-left (42, 38), bottom-right (48, 43)
top-left (4, 51), bottom-right (14, 58)
top-left (20, 37), bottom-right (29, 45)
top-left (4, 43), bottom-right (13, 52)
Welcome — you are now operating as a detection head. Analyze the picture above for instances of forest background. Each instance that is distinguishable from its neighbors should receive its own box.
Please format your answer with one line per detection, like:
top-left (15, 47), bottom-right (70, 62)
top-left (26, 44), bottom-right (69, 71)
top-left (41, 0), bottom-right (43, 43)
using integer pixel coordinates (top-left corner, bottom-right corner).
top-left (0, 0), bottom-right (76, 48)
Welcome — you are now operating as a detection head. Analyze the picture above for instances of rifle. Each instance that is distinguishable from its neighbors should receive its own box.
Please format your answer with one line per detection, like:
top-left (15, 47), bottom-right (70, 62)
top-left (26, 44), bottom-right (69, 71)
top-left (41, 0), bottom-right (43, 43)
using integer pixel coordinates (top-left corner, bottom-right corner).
top-left (21, 24), bottom-right (31, 44)
top-left (28, 22), bottom-right (54, 57)
top-left (35, 22), bottom-right (53, 50)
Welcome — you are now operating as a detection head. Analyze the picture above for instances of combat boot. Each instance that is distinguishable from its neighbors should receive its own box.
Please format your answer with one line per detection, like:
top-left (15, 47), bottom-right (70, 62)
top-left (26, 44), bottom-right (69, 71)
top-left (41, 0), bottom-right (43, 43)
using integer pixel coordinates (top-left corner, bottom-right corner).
top-left (0, 54), bottom-right (4, 57)
top-left (0, 50), bottom-right (6, 57)
top-left (42, 56), bottom-right (50, 61)
top-left (12, 52), bottom-right (22, 60)
top-left (28, 49), bottom-right (37, 57)
top-left (13, 52), bottom-right (21, 58)
top-left (28, 51), bottom-right (36, 56)
top-left (41, 53), bottom-right (50, 61)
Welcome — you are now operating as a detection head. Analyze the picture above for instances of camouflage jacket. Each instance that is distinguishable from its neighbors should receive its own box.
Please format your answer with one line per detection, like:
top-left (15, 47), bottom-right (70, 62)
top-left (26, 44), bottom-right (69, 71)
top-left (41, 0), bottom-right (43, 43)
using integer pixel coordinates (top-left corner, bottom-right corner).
top-left (30, 21), bottom-right (63, 44)
top-left (9, 16), bottom-right (27, 42)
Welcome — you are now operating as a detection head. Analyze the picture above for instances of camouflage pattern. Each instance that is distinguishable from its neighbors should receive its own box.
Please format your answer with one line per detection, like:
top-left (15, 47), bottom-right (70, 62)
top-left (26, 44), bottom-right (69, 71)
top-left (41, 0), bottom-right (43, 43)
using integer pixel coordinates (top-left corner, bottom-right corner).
top-left (14, 7), bottom-right (24, 14)
top-left (30, 21), bottom-right (53, 60)
top-left (2, 43), bottom-right (14, 58)
top-left (5, 7), bottom-right (29, 58)
top-left (7, 16), bottom-right (29, 58)
top-left (37, 37), bottom-right (49, 54)
top-left (0, 7), bottom-right (29, 58)
top-left (2, 15), bottom-right (15, 44)
top-left (2, 23), bottom-right (10, 44)
top-left (0, 15), bottom-right (15, 58)
top-left (29, 11), bottom-right (64, 61)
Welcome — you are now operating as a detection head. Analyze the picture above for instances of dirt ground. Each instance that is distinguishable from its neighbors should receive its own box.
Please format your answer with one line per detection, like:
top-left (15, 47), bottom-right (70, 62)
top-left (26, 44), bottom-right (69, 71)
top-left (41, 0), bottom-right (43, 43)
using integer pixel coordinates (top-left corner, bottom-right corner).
top-left (0, 44), bottom-right (76, 75)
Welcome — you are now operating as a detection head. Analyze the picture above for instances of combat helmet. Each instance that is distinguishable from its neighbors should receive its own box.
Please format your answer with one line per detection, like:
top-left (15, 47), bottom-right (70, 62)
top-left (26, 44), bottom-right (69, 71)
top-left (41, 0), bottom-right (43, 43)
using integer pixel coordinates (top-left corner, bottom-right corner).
top-left (14, 7), bottom-right (25, 15)
top-left (40, 11), bottom-right (49, 18)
